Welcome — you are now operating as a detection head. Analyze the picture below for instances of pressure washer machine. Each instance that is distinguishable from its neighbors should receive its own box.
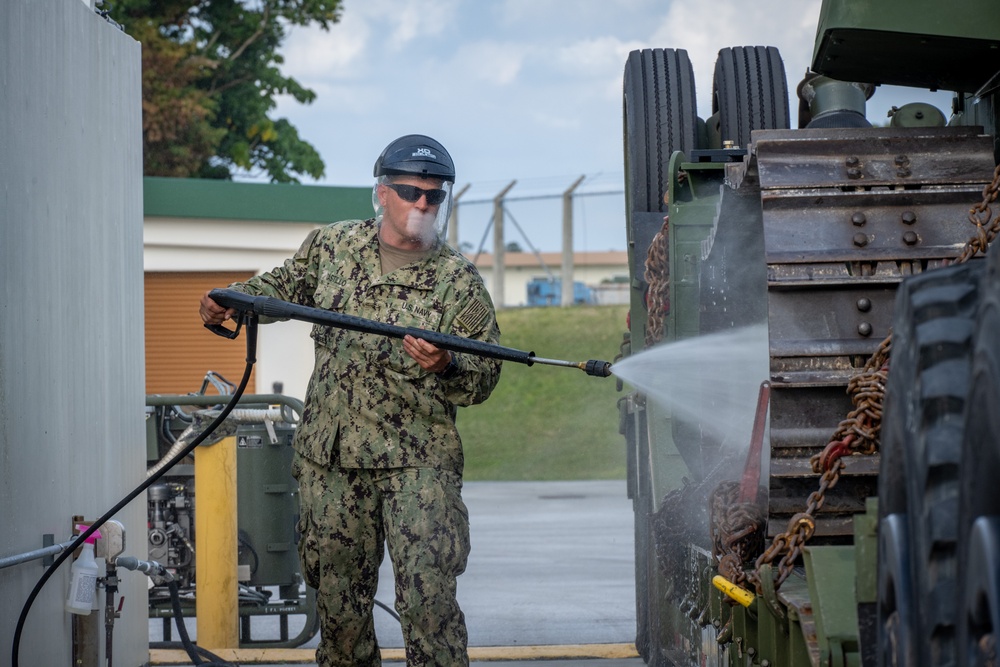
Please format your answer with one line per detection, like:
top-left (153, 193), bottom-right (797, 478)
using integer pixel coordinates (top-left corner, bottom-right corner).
top-left (145, 385), bottom-right (318, 648)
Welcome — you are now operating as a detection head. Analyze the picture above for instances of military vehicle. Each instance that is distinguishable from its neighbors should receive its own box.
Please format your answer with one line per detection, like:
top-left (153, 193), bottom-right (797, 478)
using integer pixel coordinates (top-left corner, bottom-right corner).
top-left (618, 1), bottom-right (1000, 665)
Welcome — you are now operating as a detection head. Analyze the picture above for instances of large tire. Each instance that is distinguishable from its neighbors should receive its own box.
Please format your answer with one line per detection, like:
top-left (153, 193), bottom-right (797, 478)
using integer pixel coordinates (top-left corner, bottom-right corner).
top-left (957, 248), bottom-right (1000, 666)
top-left (633, 419), bottom-right (653, 662)
top-left (623, 48), bottom-right (699, 216)
top-left (622, 47), bottom-right (699, 665)
top-left (627, 406), bottom-right (669, 664)
top-left (877, 514), bottom-right (920, 667)
top-left (634, 426), bottom-right (678, 667)
top-left (711, 46), bottom-right (789, 149)
top-left (957, 517), bottom-right (1000, 666)
top-left (880, 260), bottom-right (984, 667)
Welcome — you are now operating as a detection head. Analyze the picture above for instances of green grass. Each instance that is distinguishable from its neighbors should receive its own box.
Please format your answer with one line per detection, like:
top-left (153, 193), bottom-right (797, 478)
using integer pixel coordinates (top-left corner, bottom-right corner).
top-left (457, 304), bottom-right (630, 481)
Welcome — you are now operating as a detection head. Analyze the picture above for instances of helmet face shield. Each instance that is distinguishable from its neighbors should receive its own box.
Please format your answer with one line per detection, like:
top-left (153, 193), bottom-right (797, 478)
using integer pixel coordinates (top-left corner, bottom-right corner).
top-left (373, 176), bottom-right (453, 247)
top-left (374, 134), bottom-right (456, 183)
top-left (373, 134), bottom-right (456, 248)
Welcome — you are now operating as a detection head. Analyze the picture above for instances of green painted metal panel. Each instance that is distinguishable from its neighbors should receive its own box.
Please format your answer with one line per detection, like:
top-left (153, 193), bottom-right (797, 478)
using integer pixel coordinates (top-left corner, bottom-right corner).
top-left (804, 545), bottom-right (861, 665)
top-left (755, 598), bottom-right (796, 667)
top-left (816, 0), bottom-right (995, 40)
top-left (854, 498), bottom-right (879, 604)
top-left (812, 0), bottom-right (1000, 92)
top-left (144, 177), bottom-right (373, 223)
top-left (773, 572), bottom-right (819, 666)
top-left (667, 155), bottom-right (726, 344)
top-left (731, 604), bottom-right (758, 664)
top-left (652, 154), bottom-right (726, 486)
top-left (647, 417), bottom-right (691, 508)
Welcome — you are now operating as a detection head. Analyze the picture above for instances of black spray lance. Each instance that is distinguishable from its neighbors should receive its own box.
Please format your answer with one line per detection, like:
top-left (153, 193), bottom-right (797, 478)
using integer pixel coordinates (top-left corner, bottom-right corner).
top-left (206, 288), bottom-right (613, 378)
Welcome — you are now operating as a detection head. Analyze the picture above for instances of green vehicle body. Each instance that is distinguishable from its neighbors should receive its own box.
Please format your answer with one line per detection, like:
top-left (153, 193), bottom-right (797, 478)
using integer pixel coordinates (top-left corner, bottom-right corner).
top-left (619, 1), bottom-right (1000, 665)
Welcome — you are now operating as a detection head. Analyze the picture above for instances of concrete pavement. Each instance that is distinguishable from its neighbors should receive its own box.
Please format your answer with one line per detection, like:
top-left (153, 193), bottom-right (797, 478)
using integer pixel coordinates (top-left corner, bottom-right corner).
top-left (150, 479), bottom-right (644, 665)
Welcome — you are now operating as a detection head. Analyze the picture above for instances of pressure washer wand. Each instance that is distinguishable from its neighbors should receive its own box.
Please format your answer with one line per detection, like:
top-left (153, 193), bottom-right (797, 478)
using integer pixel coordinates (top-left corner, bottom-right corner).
top-left (206, 288), bottom-right (613, 378)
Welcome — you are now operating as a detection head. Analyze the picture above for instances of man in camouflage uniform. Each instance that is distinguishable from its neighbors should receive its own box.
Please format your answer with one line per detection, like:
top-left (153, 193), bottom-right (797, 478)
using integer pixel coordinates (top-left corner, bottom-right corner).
top-left (200, 135), bottom-right (502, 666)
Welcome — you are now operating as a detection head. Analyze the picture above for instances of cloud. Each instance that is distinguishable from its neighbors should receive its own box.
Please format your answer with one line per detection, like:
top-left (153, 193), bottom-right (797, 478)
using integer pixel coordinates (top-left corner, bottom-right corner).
top-left (326, 0), bottom-right (459, 54)
top-left (493, 0), bottom-right (656, 31)
top-left (280, 17), bottom-right (370, 82)
top-left (378, 0), bottom-right (459, 48)
top-left (449, 40), bottom-right (529, 86)
top-left (649, 0), bottom-right (823, 117)
top-left (279, 0), bottom-right (463, 85)
top-left (528, 109), bottom-right (582, 131)
top-left (273, 80), bottom-right (386, 117)
top-left (554, 35), bottom-right (646, 77)
top-left (550, 35), bottom-right (647, 103)
top-left (255, 0), bottom-right (959, 255)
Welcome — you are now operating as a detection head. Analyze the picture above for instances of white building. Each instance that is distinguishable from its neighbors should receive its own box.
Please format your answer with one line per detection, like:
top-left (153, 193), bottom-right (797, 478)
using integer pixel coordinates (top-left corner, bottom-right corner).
top-left (143, 177), bottom-right (628, 400)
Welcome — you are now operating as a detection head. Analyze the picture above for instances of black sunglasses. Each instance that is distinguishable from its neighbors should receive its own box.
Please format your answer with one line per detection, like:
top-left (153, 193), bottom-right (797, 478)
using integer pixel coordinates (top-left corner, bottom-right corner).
top-left (385, 183), bottom-right (448, 205)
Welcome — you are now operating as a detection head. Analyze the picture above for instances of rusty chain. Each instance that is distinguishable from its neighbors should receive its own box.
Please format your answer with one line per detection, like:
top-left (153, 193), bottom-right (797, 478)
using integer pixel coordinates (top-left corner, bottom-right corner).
top-left (954, 163), bottom-right (1000, 264)
top-left (711, 481), bottom-right (765, 588)
top-left (751, 162), bottom-right (1000, 592)
top-left (748, 337), bottom-right (889, 589)
top-left (644, 215), bottom-right (670, 347)
top-left (651, 478), bottom-right (702, 599)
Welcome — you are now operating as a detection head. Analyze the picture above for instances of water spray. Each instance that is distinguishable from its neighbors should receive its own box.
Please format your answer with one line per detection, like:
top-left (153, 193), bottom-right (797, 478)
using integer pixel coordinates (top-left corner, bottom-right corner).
top-left (206, 289), bottom-right (613, 378)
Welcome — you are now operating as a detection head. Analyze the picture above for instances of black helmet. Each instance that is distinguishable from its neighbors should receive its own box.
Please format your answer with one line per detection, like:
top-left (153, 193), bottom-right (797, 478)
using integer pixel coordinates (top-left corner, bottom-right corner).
top-left (373, 134), bottom-right (455, 183)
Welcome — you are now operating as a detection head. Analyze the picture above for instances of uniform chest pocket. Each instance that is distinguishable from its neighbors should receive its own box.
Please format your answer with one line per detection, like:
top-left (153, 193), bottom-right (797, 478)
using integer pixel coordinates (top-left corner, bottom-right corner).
top-left (309, 282), bottom-right (352, 349)
top-left (312, 281), bottom-right (351, 311)
top-left (366, 297), bottom-right (443, 379)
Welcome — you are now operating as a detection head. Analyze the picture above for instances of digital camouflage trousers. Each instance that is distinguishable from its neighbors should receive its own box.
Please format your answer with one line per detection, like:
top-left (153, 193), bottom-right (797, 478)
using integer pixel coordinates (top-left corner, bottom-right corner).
top-left (294, 454), bottom-right (472, 667)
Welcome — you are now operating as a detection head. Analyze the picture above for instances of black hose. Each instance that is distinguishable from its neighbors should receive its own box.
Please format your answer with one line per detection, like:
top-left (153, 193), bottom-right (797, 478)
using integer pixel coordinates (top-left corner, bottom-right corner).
top-left (167, 580), bottom-right (233, 667)
top-left (11, 314), bottom-right (259, 667)
top-left (375, 598), bottom-right (401, 622)
top-left (237, 529), bottom-right (259, 576)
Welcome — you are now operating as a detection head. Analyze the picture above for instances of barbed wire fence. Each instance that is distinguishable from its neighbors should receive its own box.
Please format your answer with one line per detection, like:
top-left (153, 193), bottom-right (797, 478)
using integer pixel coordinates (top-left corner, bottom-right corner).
top-left (448, 174), bottom-right (625, 307)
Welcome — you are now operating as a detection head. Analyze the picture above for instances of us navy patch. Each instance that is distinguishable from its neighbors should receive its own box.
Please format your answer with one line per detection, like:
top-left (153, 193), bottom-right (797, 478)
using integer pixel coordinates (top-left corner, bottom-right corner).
top-left (397, 301), bottom-right (434, 320)
top-left (454, 299), bottom-right (490, 334)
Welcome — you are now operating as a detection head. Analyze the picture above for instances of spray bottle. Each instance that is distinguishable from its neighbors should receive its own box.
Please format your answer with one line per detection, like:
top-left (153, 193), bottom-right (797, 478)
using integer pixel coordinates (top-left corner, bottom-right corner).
top-left (65, 526), bottom-right (101, 615)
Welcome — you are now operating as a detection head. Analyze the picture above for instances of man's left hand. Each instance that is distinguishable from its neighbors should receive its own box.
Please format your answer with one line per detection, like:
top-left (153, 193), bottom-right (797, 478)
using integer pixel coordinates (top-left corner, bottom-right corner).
top-left (403, 335), bottom-right (451, 373)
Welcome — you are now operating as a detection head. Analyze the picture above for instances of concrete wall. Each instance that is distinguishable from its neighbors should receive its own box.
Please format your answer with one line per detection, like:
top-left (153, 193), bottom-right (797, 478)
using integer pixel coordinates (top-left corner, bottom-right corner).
top-left (0, 1), bottom-right (146, 666)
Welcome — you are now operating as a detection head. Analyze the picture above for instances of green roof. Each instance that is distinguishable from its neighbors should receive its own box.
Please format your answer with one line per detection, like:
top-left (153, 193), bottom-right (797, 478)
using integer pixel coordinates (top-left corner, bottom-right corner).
top-left (144, 177), bottom-right (373, 223)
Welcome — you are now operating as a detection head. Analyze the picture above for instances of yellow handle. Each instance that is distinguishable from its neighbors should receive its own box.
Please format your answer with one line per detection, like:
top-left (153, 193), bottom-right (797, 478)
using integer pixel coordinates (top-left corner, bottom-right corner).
top-left (712, 574), bottom-right (755, 607)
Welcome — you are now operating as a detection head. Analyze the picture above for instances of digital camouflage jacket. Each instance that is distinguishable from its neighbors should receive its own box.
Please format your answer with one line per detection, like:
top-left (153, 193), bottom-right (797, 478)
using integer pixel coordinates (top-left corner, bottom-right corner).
top-left (232, 218), bottom-right (502, 473)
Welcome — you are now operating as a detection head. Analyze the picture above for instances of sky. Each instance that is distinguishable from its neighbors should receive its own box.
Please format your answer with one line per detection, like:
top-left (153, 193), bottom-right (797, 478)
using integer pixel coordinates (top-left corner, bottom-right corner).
top-left (270, 0), bottom-right (954, 254)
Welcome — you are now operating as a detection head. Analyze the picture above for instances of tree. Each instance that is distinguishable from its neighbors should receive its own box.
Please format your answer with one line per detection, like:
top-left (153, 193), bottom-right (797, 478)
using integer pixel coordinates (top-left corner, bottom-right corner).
top-left (110, 0), bottom-right (342, 183)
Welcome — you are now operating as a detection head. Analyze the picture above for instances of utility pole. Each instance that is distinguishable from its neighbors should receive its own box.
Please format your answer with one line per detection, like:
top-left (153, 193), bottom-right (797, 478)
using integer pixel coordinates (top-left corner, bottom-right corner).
top-left (561, 175), bottom-right (586, 306)
top-left (447, 183), bottom-right (470, 249)
top-left (493, 180), bottom-right (516, 307)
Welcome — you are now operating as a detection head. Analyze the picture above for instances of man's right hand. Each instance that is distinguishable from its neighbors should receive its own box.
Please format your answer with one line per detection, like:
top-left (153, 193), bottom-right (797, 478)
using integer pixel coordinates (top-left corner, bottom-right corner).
top-left (199, 290), bottom-right (236, 325)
